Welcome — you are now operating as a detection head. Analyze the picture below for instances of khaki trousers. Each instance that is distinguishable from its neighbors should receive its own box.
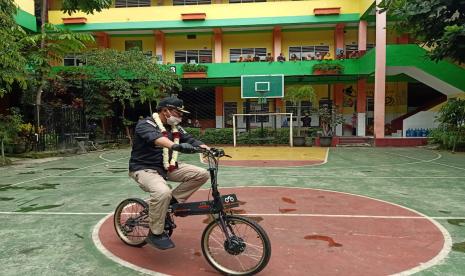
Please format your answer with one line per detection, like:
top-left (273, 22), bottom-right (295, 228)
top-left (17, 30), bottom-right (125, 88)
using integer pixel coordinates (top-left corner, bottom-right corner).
top-left (129, 163), bottom-right (209, 234)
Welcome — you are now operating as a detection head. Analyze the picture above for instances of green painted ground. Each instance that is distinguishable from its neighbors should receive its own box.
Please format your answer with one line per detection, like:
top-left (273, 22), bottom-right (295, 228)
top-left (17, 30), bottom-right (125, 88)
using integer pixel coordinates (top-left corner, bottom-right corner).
top-left (1, 147), bottom-right (465, 275)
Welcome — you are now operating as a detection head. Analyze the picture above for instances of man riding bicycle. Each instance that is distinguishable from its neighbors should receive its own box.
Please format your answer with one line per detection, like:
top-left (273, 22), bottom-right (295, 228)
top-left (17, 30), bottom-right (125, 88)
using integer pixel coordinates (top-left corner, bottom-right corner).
top-left (129, 96), bottom-right (210, 250)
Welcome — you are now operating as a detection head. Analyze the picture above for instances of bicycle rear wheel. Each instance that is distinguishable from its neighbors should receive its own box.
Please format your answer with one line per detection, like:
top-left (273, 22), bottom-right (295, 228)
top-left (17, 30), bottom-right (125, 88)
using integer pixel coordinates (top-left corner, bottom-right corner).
top-left (201, 215), bottom-right (271, 275)
top-left (114, 198), bottom-right (149, 247)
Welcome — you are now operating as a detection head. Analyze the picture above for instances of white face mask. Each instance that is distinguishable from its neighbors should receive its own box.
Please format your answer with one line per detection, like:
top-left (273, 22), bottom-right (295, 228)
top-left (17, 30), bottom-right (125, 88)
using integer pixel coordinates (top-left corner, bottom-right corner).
top-left (166, 110), bottom-right (182, 126)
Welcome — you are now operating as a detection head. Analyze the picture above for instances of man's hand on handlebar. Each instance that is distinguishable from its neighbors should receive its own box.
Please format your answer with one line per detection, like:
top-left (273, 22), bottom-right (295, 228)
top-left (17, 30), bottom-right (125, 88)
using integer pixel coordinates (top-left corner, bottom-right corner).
top-left (171, 143), bottom-right (198, 154)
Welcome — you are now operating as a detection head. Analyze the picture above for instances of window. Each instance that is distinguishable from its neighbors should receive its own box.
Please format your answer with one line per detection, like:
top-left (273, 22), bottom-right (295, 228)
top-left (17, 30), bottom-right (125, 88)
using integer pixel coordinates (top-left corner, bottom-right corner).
top-left (173, 0), bottom-right (211, 5)
top-left (242, 100), bottom-right (270, 123)
top-left (115, 0), bottom-right (151, 8)
top-left (229, 48), bottom-right (266, 62)
top-left (288, 45), bottom-right (330, 60)
top-left (344, 43), bottom-right (376, 57)
top-left (285, 101), bottom-right (313, 120)
top-left (229, 0), bottom-right (266, 3)
top-left (174, 50), bottom-right (212, 64)
top-left (63, 53), bottom-right (86, 66)
top-left (125, 40), bottom-right (142, 51)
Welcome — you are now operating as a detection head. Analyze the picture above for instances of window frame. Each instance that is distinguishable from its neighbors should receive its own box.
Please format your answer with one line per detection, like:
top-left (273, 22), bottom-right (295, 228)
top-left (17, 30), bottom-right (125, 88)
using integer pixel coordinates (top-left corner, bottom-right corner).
top-left (174, 49), bottom-right (212, 64)
top-left (288, 45), bottom-right (330, 61)
top-left (229, 47), bottom-right (267, 63)
top-left (115, 0), bottom-right (151, 8)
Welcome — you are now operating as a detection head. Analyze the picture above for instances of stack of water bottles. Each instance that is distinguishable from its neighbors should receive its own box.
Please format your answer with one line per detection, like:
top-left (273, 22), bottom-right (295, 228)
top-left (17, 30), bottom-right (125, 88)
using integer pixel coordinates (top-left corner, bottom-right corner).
top-left (405, 128), bottom-right (431, 137)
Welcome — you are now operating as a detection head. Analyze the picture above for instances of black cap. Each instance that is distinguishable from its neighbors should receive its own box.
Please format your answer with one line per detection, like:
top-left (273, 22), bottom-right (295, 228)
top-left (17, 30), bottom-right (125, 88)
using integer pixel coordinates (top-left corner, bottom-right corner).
top-left (157, 96), bottom-right (190, 114)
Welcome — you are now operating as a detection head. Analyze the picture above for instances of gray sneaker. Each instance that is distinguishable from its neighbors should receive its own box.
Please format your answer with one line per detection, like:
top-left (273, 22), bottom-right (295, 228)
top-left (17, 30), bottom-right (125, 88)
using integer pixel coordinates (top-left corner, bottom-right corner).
top-left (146, 232), bottom-right (175, 250)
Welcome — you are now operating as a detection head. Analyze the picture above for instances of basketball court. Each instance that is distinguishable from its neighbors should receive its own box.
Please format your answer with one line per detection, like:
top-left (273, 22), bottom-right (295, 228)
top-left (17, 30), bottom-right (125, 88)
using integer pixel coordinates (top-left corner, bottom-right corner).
top-left (0, 147), bottom-right (464, 275)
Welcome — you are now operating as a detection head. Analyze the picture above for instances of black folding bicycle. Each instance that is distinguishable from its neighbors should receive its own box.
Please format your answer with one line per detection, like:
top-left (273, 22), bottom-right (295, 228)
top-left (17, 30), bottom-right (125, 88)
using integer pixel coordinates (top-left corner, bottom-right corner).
top-left (114, 148), bottom-right (271, 275)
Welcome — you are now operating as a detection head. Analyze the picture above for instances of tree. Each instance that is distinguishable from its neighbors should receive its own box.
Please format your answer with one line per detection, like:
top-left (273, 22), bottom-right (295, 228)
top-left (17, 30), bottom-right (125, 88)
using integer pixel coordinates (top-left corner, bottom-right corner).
top-left (284, 85), bottom-right (316, 136)
top-left (0, 109), bottom-right (23, 164)
top-left (430, 98), bottom-right (465, 152)
top-left (84, 48), bottom-right (181, 144)
top-left (0, 0), bottom-right (28, 96)
top-left (317, 104), bottom-right (345, 137)
top-left (381, 0), bottom-right (465, 64)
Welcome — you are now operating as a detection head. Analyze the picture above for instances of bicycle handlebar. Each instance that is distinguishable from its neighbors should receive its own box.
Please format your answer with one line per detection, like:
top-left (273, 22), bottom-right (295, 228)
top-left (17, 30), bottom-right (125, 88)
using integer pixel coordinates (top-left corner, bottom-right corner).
top-left (194, 147), bottom-right (231, 158)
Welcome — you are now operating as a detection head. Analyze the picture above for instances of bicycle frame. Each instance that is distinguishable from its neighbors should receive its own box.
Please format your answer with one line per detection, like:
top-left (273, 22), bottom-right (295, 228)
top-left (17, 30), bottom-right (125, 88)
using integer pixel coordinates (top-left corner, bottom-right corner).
top-left (169, 148), bottom-right (239, 217)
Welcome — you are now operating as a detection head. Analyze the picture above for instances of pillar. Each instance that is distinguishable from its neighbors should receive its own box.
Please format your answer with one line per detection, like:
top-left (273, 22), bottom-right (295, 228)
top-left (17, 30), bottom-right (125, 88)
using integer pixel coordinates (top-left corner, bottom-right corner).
top-left (213, 28), bottom-right (222, 63)
top-left (154, 30), bottom-right (165, 64)
top-left (358, 20), bottom-right (368, 56)
top-left (273, 26), bottom-right (282, 60)
top-left (94, 32), bottom-right (110, 48)
top-left (356, 79), bottom-right (367, 136)
top-left (334, 84), bottom-right (344, 136)
top-left (215, 87), bottom-right (224, 128)
top-left (334, 23), bottom-right (345, 59)
top-left (374, 0), bottom-right (386, 138)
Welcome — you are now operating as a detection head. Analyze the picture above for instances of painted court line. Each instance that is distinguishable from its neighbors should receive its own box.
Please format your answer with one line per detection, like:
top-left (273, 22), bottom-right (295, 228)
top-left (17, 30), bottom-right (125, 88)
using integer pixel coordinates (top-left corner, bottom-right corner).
top-left (48, 175), bottom-right (465, 179)
top-left (4, 154), bottom-right (128, 188)
top-left (387, 152), bottom-right (465, 171)
top-left (0, 211), bottom-right (464, 220)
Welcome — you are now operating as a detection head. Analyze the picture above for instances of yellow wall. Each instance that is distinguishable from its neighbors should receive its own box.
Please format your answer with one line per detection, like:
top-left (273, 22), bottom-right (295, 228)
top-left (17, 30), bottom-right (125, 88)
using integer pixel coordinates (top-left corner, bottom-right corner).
top-left (109, 36), bottom-right (156, 54)
top-left (165, 34), bottom-right (213, 63)
top-left (282, 30), bottom-right (334, 58)
top-left (344, 29), bottom-right (358, 46)
top-left (14, 0), bottom-right (35, 14)
top-left (365, 82), bottom-right (408, 114)
top-left (223, 32), bottom-right (273, 62)
top-left (49, 0), bottom-right (360, 24)
top-left (367, 27), bottom-right (376, 45)
top-left (360, 0), bottom-right (374, 16)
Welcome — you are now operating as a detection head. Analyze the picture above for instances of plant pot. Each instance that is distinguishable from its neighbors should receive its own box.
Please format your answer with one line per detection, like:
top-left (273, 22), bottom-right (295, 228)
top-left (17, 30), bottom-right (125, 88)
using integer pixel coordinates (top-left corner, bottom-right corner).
top-left (319, 136), bottom-right (332, 147)
top-left (183, 72), bottom-right (207, 78)
top-left (293, 136), bottom-right (306, 147)
top-left (305, 137), bottom-right (314, 147)
top-left (313, 69), bottom-right (340, 75)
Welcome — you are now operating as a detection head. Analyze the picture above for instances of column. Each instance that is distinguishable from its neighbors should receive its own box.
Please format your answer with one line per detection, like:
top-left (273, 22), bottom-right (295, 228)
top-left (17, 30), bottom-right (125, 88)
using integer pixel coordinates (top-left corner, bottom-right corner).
top-left (94, 32), bottom-right (110, 48)
top-left (334, 84), bottom-right (344, 136)
top-left (374, 0), bottom-right (386, 138)
top-left (273, 26), bottom-right (282, 60)
top-left (215, 87), bottom-right (224, 128)
top-left (358, 20), bottom-right (367, 56)
top-left (213, 28), bottom-right (222, 63)
top-left (154, 30), bottom-right (165, 64)
top-left (334, 23), bottom-right (345, 59)
top-left (275, 98), bottom-right (284, 128)
top-left (357, 78), bottom-right (367, 136)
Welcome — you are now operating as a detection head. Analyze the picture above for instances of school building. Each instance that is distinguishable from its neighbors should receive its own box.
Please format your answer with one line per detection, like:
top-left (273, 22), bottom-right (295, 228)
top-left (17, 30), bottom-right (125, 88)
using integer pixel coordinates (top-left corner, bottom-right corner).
top-left (15, 0), bottom-right (465, 145)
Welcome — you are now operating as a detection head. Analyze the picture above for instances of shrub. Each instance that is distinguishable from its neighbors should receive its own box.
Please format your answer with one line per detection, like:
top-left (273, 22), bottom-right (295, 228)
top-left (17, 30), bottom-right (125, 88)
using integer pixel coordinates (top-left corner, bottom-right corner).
top-left (312, 61), bottom-right (344, 74)
top-left (181, 63), bottom-right (208, 72)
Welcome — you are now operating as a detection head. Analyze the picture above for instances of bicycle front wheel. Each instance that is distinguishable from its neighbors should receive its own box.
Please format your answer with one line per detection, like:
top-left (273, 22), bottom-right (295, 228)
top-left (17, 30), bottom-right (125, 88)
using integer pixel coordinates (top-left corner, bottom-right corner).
top-left (201, 215), bottom-right (271, 275)
top-left (113, 198), bottom-right (149, 247)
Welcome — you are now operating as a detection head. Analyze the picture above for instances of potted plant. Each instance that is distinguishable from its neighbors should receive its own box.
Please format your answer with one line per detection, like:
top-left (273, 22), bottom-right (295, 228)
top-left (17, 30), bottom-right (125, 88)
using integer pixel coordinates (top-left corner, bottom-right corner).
top-left (284, 85), bottom-right (316, 146)
top-left (312, 61), bottom-right (344, 75)
top-left (317, 104), bottom-right (345, 147)
top-left (182, 63), bottom-right (208, 78)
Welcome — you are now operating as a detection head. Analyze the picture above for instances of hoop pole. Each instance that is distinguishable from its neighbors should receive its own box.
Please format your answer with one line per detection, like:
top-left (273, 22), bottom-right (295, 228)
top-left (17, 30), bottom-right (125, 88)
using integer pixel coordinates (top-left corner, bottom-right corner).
top-left (289, 113), bottom-right (293, 147)
top-left (233, 115), bottom-right (236, 147)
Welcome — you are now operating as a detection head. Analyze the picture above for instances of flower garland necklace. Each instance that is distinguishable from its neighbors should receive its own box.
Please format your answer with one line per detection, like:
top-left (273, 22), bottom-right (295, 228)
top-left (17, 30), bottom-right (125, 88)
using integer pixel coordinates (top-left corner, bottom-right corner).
top-left (152, 113), bottom-right (180, 172)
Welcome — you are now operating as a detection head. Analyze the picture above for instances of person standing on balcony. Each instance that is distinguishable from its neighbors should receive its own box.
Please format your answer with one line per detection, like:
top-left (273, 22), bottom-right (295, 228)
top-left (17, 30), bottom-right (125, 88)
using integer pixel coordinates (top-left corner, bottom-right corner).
top-left (277, 53), bottom-right (286, 62)
top-left (266, 53), bottom-right (274, 63)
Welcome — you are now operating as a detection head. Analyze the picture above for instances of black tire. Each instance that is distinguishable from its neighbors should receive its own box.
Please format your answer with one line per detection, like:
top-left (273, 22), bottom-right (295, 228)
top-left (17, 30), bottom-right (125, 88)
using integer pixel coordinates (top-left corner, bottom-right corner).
top-left (201, 215), bottom-right (271, 275)
top-left (114, 198), bottom-right (149, 247)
